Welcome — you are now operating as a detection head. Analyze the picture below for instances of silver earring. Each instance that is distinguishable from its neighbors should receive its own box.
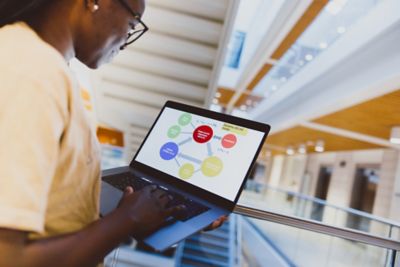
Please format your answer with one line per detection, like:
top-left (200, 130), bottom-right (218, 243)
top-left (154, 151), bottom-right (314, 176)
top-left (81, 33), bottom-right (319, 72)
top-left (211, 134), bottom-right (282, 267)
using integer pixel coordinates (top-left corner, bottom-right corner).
top-left (92, 4), bottom-right (99, 12)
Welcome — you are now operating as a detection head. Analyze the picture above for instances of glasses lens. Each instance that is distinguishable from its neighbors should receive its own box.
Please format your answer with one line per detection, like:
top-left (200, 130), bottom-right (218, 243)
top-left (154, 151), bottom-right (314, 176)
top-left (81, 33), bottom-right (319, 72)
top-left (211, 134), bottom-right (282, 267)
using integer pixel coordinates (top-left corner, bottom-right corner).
top-left (127, 23), bottom-right (146, 43)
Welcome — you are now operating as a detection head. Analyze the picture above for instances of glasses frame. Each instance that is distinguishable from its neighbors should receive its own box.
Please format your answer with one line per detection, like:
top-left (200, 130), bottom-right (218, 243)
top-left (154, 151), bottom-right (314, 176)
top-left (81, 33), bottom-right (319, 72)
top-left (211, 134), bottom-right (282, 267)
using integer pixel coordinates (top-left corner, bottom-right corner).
top-left (117, 0), bottom-right (149, 49)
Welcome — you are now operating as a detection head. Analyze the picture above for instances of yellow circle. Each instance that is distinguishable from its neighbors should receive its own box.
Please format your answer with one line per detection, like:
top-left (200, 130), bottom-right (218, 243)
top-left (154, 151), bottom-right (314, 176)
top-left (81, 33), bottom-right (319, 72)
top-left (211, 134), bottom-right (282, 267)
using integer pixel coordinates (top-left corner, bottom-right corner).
top-left (201, 156), bottom-right (223, 177)
top-left (179, 163), bottom-right (195, 179)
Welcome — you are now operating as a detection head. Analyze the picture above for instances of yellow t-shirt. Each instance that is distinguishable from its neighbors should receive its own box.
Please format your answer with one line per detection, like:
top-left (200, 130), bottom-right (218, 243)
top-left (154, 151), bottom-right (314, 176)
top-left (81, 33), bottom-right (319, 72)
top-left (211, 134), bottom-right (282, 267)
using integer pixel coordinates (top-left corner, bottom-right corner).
top-left (0, 22), bottom-right (101, 239)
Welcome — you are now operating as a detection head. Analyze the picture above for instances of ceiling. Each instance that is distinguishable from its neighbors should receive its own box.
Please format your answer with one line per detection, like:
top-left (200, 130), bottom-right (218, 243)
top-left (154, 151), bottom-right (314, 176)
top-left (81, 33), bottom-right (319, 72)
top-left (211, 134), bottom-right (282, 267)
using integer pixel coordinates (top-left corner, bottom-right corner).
top-left (223, 0), bottom-right (400, 156)
top-left (92, 0), bottom-right (236, 162)
top-left (87, 0), bottom-right (400, 160)
top-left (216, 0), bottom-right (328, 109)
top-left (265, 89), bottom-right (400, 155)
top-left (313, 90), bottom-right (400, 140)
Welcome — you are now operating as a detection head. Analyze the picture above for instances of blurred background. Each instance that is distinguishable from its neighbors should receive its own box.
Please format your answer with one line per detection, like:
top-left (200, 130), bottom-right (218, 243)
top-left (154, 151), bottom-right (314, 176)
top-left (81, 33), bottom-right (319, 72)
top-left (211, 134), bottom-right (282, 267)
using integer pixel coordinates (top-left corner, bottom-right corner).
top-left (70, 0), bottom-right (400, 266)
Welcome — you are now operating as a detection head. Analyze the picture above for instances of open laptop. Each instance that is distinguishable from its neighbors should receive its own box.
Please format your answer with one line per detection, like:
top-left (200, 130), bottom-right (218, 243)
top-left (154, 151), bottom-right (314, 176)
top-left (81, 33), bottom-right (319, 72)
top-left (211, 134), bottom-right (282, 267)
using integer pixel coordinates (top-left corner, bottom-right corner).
top-left (100, 101), bottom-right (270, 251)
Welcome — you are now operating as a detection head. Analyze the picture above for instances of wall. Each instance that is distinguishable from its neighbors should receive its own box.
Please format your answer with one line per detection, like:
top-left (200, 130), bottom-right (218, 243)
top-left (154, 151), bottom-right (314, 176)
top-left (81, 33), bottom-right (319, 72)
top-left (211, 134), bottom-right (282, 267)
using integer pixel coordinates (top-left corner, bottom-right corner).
top-left (266, 149), bottom-right (400, 224)
top-left (279, 154), bottom-right (308, 192)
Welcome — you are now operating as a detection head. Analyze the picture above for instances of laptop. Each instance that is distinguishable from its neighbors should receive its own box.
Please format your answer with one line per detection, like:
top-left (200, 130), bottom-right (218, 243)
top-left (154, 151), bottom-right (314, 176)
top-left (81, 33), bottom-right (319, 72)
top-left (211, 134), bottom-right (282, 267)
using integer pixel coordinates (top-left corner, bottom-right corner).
top-left (100, 101), bottom-right (270, 251)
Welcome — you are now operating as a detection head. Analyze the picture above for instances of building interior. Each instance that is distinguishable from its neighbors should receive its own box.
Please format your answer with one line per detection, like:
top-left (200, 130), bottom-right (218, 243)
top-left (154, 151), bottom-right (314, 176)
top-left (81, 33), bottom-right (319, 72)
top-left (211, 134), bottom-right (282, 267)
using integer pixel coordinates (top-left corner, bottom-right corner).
top-left (70, 0), bottom-right (400, 266)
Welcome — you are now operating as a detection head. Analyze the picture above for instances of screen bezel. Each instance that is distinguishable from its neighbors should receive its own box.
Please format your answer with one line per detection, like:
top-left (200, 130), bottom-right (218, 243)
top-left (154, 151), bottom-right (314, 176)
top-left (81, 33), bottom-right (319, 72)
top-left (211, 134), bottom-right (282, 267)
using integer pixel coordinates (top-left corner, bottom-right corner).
top-left (130, 101), bottom-right (271, 211)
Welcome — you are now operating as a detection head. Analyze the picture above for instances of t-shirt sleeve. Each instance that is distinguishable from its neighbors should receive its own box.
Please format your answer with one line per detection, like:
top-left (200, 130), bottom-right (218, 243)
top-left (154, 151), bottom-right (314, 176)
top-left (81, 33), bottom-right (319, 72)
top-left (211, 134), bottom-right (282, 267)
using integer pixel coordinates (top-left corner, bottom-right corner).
top-left (0, 73), bottom-right (67, 233)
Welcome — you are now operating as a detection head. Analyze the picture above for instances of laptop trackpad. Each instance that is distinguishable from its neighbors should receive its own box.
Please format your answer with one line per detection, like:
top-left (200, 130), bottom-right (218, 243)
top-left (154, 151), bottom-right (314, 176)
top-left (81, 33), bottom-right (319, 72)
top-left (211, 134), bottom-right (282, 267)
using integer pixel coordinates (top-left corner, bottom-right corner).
top-left (100, 181), bottom-right (123, 216)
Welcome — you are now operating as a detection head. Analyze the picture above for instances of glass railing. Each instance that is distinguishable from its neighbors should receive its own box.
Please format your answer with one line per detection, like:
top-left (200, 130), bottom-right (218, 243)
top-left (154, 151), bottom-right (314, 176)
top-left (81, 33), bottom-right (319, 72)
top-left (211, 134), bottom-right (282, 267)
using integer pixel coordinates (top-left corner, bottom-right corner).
top-left (239, 213), bottom-right (398, 267)
top-left (239, 180), bottom-right (400, 241)
top-left (103, 180), bottom-right (400, 267)
top-left (104, 209), bottom-right (400, 267)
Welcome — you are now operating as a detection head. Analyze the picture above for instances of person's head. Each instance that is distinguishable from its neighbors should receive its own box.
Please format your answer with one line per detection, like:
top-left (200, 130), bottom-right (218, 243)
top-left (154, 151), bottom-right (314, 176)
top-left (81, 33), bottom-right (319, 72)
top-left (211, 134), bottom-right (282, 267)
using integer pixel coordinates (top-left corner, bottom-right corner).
top-left (0, 0), bottom-right (147, 69)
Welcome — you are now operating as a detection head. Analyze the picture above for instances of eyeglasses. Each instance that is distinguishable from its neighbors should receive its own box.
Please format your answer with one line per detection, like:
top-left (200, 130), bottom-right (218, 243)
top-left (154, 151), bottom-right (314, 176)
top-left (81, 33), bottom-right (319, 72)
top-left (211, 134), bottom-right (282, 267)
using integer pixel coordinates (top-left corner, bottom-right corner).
top-left (117, 0), bottom-right (149, 50)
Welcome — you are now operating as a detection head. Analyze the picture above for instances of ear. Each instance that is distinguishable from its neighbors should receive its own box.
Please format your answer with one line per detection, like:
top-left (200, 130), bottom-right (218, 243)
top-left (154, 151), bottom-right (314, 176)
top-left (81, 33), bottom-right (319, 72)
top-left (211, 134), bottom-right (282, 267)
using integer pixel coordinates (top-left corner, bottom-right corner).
top-left (86, 0), bottom-right (99, 13)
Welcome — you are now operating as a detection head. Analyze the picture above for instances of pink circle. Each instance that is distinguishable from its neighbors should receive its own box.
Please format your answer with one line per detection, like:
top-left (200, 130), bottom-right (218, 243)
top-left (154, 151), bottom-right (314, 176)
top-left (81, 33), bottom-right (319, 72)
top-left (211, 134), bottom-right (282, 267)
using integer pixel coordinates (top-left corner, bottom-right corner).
top-left (222, 134), bottom-right (237, 149)
top-left (193, 125), bottom-right (213, 143)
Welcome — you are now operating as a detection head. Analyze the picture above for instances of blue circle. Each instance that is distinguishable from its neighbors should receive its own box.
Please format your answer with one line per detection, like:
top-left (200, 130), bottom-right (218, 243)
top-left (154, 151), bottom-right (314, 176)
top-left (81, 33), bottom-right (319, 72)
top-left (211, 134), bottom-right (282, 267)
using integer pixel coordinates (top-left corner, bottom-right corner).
top-left (160, 142), bottom-right (179, 160)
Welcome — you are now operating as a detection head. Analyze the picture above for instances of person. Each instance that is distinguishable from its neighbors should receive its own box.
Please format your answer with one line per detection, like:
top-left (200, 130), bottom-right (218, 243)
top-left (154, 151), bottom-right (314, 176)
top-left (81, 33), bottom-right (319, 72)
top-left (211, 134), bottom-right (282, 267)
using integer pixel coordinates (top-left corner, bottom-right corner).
top-left (0, 1), bottom-right (227, 266)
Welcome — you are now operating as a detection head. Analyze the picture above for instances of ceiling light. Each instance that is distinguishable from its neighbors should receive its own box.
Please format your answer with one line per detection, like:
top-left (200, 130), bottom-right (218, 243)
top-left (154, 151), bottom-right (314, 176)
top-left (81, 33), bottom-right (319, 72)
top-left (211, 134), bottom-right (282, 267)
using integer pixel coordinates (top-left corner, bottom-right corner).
top-left (213, 98), bottom-right (219, 104)
top-left (298, 144), bottom-right (307, 154)
top-left (262, 150), bottom-right (272, 158)
top-left (286, 146), bottom-right (295, 156)
top-left (315, 140), bottom-right (325, 153)
top-left (390, 126), bottom-right (400, 144)
top-left (215, 92), bottom-right (222, 98)
top-left (305, 54), bottom-right (314, 61)
top-left (319, 42), bottom-right (328, 49)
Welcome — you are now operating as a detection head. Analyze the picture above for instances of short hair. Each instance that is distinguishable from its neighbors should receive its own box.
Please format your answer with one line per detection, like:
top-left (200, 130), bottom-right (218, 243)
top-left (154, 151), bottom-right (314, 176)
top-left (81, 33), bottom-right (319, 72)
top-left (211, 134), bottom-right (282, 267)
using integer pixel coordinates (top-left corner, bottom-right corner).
top-left (0, 0), bottom-right (50, 27)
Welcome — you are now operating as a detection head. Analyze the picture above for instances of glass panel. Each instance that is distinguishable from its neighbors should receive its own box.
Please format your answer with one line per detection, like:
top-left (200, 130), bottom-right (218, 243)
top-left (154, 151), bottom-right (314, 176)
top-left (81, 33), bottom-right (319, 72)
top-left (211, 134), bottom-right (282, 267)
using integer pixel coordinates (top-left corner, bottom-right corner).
top-left (225, 31), bottom-right (246, 69)
top-left (252, 0), bottom-right (383, 99)
top-left (242, 216), bottom-right (393, 267)
top-left (239, 180), bottom-right (400, 239)
top-left (103, 213), bottom-right (397, 267)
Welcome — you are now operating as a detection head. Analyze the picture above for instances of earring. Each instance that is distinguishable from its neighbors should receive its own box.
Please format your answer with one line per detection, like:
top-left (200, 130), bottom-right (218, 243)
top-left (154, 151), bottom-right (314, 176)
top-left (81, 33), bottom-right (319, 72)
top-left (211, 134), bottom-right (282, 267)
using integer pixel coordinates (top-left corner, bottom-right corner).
top-left (91, 4), bottom-right (99, 12)
top-left (88, 0), bottom-right (99, 13)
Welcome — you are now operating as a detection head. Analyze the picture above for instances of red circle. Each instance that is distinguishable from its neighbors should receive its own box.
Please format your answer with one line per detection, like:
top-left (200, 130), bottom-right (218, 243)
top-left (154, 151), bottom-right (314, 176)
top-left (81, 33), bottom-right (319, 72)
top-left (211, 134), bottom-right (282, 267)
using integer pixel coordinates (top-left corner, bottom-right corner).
top-left (193, 125), bottom-right (213, 143)
top-left (222, 134), bottom-right (237, 149)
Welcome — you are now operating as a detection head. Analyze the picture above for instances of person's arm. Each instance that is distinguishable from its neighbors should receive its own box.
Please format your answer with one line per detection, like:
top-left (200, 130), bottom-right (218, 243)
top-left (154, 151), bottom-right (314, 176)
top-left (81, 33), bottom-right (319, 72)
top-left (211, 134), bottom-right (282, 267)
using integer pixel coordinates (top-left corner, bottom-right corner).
top-left (0, 186), bottom-right (182, 267)
top-left (0, 210), bottom-right (130, 267)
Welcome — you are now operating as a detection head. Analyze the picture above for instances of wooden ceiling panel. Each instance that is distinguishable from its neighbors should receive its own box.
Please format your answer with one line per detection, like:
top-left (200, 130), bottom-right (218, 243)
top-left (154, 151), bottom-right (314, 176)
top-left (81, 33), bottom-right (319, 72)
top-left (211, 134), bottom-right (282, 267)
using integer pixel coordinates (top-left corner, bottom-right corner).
top-left (216, 87), bottom-right (263, 108)
top-left (245, 0), bottom-right (329, 94)
top-left (247, 63), bottom-right (273, 91)
top-left (216, 87), bottom-right (235, 105)
top-left (235, 94), bottom-right (264, 108)
top-left (313, 90), bottom-right (400, 139)
top-left (265, 126), bottom-right (383, 153)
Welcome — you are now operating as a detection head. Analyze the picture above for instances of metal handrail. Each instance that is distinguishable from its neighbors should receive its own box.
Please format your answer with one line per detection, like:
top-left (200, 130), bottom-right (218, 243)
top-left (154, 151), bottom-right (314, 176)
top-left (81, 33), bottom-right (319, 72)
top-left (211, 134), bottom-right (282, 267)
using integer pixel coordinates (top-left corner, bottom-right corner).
top-left (244, 181), bottom-right (400, 229)
top-left (234, 205), bottom-right (400, 251)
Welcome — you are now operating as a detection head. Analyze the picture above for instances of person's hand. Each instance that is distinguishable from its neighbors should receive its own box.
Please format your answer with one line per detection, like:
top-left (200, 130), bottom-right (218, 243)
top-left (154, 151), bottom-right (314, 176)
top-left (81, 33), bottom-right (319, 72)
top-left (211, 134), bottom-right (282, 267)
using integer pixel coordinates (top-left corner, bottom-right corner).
top-left (116, 185), bottom-right (184, 238)
top-left (203, 215), bottom-right (228, 232)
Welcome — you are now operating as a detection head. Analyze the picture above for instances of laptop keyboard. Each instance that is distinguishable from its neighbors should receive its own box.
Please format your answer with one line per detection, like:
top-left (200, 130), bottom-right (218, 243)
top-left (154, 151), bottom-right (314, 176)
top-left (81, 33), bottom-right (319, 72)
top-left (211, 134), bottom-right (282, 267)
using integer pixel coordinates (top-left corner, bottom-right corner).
top-left (103, 175), bottom-right (210, 222)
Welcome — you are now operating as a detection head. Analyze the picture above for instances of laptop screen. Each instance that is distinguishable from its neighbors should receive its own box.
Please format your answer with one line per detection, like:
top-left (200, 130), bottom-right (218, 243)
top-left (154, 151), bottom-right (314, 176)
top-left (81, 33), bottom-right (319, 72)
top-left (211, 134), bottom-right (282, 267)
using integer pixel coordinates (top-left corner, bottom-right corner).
top-left (135, 107), bottom-right (265, 201)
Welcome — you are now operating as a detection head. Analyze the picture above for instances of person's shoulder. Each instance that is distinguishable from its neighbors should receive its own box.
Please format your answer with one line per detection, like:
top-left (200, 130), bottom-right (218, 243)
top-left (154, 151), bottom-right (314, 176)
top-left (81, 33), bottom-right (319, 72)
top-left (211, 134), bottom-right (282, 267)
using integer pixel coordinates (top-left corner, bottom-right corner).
top-left (0, 22), bottom-right (74, 109)
top-left (0, 22), bottom-right (73, 86)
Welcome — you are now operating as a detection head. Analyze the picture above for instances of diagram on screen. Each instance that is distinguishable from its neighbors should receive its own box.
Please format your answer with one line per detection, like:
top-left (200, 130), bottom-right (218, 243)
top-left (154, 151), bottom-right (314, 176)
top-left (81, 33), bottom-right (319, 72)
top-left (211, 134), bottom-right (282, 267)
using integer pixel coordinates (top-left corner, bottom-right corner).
top-left (159, 112), bottom-right (247, 180)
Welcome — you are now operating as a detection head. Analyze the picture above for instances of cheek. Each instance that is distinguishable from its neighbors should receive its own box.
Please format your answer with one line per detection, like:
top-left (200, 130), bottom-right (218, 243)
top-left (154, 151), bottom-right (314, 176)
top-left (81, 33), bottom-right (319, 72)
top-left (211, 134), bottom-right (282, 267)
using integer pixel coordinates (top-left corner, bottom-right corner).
top-left (94, 35), bottom-right (124, 63)
top-left (95, 44), bottom-right (123, 67)
top-left (81, 23), bottom-right (128, 67)
top-left (101, 30), bottom-right (127, 55)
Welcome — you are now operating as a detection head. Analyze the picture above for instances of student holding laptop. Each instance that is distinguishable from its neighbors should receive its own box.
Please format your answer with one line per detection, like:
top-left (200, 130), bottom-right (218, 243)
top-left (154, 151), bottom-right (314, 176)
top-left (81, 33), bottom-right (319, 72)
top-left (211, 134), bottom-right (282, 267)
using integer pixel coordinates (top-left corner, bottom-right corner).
top-left (0, 0), bottom-right (226, 266)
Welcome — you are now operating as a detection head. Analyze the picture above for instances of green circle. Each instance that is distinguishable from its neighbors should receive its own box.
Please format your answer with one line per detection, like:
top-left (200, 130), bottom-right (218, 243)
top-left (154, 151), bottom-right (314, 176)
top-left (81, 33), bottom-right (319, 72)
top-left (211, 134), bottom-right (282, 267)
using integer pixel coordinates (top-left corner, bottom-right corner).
top-left (179, 113), bottom-right (192, 126)
top-left (168, 125), bottom-right (181, 139)
top-left (179, 163), bottom-right (195, 179)
top-left (201, 156), bottom-right (223, 177)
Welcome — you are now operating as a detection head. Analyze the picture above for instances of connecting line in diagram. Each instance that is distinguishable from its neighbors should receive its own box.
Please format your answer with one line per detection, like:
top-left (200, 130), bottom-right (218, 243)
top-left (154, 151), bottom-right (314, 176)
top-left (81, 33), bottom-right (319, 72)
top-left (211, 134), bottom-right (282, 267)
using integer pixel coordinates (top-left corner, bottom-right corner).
top-left (178, 137), bottom-right (192, 146)
top-left (207, 143), bottom-right (213, 156)
top-left (174, 157), bottom-right (181, 167)
top-left (178, 153), bottom-right (202, 165)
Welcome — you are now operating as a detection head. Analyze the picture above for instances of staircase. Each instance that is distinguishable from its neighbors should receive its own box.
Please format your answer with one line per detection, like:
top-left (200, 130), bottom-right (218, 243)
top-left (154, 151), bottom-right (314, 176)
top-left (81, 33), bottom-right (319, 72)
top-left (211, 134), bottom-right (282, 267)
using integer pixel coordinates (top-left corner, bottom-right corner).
top-left (175, 215), bottom-right (240, 267)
